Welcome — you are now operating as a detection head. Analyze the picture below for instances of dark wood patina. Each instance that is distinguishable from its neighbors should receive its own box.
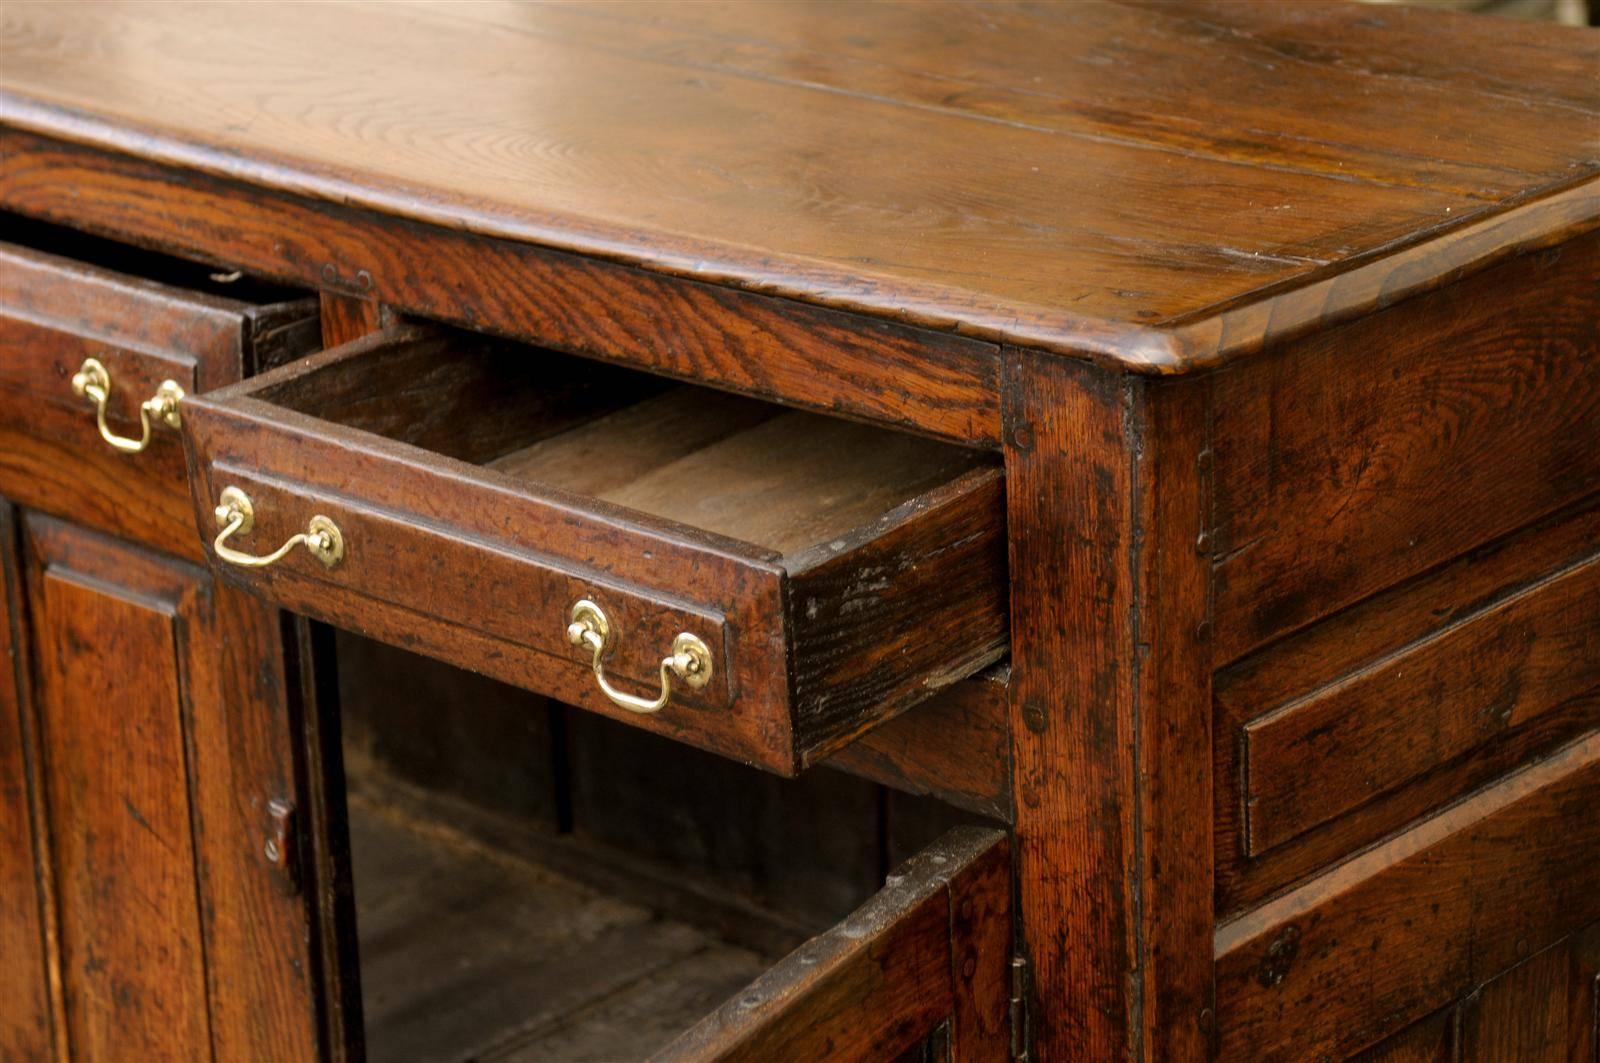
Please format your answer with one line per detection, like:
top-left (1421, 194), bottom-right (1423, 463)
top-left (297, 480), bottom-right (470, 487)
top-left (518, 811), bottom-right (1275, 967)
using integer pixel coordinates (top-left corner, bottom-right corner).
top-left (2, 2), bottom-right (1596, 1060)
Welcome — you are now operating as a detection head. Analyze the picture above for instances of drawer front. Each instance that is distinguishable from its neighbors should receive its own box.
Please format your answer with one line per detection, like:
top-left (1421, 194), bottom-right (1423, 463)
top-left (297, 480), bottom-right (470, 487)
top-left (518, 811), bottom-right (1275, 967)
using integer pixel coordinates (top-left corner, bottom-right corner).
top-left (200, 456), bottom-right (757, 723)
top-left (0, 239), bottom-right (314, 557)
top-left (657, 827), bottom-right (1012, 1062)
top-left (180, 327), bottom-right (1007, 774)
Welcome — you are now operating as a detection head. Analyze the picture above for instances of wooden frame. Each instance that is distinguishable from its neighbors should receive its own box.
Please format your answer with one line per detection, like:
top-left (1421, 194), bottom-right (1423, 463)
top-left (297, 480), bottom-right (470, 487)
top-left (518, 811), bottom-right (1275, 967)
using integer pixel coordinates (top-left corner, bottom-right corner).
top-left (3, 1), bottom-right (1598, 1049)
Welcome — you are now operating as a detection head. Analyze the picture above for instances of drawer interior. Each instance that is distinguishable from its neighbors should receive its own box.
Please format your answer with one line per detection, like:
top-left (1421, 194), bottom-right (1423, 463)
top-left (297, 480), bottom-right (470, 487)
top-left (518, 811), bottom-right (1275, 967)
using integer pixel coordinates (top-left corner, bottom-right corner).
top-left (1, 210), bottom-right (306, 308)
top-left (213, 325), bottom-right (1008, 771)
top-left (253, 328), bottom-right (992, 563)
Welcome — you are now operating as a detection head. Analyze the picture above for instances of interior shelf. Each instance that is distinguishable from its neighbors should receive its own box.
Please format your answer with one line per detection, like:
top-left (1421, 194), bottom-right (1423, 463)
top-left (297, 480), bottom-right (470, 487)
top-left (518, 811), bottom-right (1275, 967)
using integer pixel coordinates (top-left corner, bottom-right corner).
top-left (350, 796), bottom-right (777, 1063)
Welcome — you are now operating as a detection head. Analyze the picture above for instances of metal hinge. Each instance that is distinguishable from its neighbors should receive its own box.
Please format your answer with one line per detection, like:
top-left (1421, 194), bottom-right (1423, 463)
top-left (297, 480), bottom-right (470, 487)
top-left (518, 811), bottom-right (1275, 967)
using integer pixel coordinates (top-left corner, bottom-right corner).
top-left (1009, 954), bottom-right (1031, 1062)
top-left (264, 797), bottom-right (300, 897)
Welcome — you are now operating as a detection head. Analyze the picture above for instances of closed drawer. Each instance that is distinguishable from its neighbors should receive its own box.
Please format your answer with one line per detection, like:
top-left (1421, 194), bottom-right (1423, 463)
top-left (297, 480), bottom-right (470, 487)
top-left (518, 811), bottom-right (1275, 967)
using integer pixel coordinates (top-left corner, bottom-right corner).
top-left (0, 218), bottom-right (318, 556)
top-left (180, 325), bottom-right (1008, 773)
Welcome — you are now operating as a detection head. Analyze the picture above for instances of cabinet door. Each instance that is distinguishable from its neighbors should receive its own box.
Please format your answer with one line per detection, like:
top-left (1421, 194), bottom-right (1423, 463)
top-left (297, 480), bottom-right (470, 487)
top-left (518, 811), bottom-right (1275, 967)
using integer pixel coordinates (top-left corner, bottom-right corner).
top-left (0, 504), bottom-right (53, 1062)
top-left (11, 510), bottom-right (326, 1061)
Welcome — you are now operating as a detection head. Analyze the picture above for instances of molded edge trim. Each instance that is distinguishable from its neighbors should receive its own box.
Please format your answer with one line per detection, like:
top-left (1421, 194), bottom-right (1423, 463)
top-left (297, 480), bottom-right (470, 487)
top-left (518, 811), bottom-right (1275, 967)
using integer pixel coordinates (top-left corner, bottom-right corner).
top-left (2, 95), bottom-right (1595, 377)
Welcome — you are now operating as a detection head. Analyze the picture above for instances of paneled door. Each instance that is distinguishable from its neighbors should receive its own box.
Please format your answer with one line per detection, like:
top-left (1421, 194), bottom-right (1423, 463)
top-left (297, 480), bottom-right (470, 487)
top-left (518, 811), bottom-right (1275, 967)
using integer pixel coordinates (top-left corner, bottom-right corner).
top-left (1, 504), bottom-right (332, 1061)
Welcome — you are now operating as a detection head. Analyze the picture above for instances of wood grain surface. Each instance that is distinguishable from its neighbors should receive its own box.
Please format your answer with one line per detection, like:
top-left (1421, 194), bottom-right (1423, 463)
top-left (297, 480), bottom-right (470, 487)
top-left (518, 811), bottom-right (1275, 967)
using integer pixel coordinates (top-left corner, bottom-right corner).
top-left (824, 666), bottom-right (1013, 822)
top-left (1215, 733), bottom-right (1600, 1061)
top-left (183, 326), bottom-right (1006, 773)
top-left (0, 504), bottom-right (53, 1062)
top-left (1212, 232), bottom-right (1600, 663)
top-left (0, 233), bottom-right (316, 558)
top-left (17, 515), bottom-right (324, 1063)
top-left (348, 795), bottom-right (774, 1063)
top-left (2, 1), bottom-right (1596, 371)
top-left (1002, 355), bottom-right (1214, 1060)
top-left (658, 827), bottom-right (1010, 1062)
top-left (1215, 497), bottom-right (1600, 914)
top-left (21, 518), bottom-right (213, 1060)
top-left (1241, 552), bottom-right (1600, 856)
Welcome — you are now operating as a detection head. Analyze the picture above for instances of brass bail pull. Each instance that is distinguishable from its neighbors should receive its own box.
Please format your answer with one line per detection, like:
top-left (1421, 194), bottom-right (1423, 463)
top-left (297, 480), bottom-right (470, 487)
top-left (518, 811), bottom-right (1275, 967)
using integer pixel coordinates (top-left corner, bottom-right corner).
top-left (212, 486), bottom-right (345, 569)
top-left (565, 599), bottom-right (712, 714)
top-left (71, 357), bottom-right (185, 454)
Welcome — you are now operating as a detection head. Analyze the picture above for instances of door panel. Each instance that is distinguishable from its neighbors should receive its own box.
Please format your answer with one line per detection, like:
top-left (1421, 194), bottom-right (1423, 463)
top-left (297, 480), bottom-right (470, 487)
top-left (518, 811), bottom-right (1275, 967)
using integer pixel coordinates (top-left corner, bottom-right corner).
top-left (0, 503), bottom-right (53, 1061)
top-left (18, 513), bottom-right (326, 1061)
top-left (26, 517), bottom-right (212, 1059)
top-left (1459, 928), bottom-right (1599, 1063)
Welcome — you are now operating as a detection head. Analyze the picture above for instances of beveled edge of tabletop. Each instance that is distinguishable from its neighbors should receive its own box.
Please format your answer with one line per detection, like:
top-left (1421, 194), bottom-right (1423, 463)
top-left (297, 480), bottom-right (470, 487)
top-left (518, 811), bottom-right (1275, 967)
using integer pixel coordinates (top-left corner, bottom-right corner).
top-left (2, 92), bottom-right (1596, 379)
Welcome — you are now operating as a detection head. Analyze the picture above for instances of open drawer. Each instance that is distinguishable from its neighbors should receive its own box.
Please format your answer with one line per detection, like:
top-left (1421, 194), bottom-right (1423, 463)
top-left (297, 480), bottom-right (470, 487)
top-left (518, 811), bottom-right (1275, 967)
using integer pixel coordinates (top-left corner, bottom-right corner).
top-left (0, 216), bottom-right (319, 556)
top-left (180, 325), bottom-right (1008, 773)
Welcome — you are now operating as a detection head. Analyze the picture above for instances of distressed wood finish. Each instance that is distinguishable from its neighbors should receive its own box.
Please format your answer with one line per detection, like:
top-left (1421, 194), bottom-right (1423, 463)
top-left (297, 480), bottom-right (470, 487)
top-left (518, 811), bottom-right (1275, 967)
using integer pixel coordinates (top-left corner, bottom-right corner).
top-left (0, 130), bottom-right (1004, 448)
top-left (1211, 233), bottom-right (1600, 664)
top-left (1216, 497), bottom-right (1600, 913)
top-left (317, 292), bottom-right (385, 352)
top-left (2, 2), bottom-right (1596, 371)
top-left (181, 326), bottom-right (1008, 774)
top-left (1215, 733), bottom-right (1600, 1062)
top-left (16, 515), bottom-right (324, 1063)
top-left (1243, 553), bottom-right (1599, 856)
top-left (1002, 354), bottom-right (1214, 1060)
top-left (3, 2), bottom-right (1599, 1059)
top-left (0, 234), bottom-right (317, 557)
top-left (1355, 927), bottom-right (1600, 1062)
top-left (0, 503), bottom-right (53, 1061)
top-left (825, 667), bottom-right (1012, 822)
top-left (22, 516), bottom-right (212, 1059)
top-left (1459, 930), bottom-right (1599, 1063)
top-left (658, 828), bottom-right (1010, 1062)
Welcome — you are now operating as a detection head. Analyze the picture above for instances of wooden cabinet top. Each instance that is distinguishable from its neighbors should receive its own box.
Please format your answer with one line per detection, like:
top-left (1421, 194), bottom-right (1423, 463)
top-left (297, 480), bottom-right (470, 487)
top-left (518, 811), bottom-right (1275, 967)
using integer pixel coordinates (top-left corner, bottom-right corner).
top-left (2, 0), bottom-right (1596, 373)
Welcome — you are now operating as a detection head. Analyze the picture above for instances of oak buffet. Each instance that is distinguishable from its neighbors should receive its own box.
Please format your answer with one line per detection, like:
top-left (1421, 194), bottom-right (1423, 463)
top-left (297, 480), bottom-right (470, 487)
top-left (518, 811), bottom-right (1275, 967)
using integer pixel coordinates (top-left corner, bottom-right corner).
top-left (1, 2), bottom-right (1597, 1060)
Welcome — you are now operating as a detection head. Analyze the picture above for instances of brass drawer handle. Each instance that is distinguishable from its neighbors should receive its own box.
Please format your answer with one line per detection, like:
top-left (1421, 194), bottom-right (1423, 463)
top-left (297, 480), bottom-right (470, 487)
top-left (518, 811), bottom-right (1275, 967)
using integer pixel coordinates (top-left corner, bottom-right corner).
top-left (212, 487), bottom-right (345, 569)
top-left (566, 599), bottom-right (712, 714)
top-left (71, 357), bottom-right (185, 454)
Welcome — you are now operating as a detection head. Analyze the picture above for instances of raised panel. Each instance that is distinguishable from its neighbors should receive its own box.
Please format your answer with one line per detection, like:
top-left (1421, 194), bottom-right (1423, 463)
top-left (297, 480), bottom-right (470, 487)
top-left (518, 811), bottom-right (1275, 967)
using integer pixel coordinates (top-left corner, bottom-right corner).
top-left (0, 503), bottom-right (53, 1061)
top-left (1243, 549), bottom-right (1600, 855)
top-left (1216, 499), bottom-right (1600, 913)
top-left (19, 514), bottom-right (325, 1062)
top-left (25, 520), bottom-right (212, 1059)
top-left (1212, 233), bottom-right (1600, 664)
top-left (1215, 733), bottom-right (1600, 1061)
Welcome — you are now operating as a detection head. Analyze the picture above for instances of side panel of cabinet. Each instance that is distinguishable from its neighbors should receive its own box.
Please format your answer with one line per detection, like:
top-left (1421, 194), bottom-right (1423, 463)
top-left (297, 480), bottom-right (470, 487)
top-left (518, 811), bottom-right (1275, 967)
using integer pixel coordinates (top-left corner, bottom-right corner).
top-left (1458, 927), bottom-right (1598, 1063)
top-left (0, 503), bottom-right (54, 1060)
top-left (17, 513), bottom-right (325, 1061)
